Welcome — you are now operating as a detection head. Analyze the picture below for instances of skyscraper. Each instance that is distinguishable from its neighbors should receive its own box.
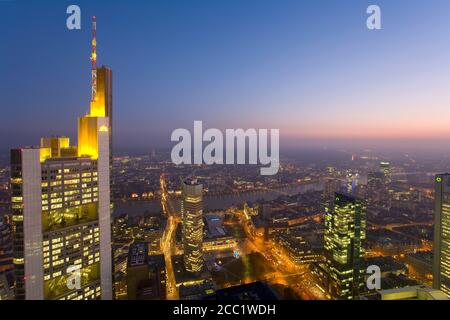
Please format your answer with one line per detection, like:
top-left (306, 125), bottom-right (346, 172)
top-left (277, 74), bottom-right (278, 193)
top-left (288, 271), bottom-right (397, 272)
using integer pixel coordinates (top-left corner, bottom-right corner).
top-left (367, 171), bottom-right (386, 204)
top-left (88, 16), bottom-right (113, 163)
top-left (433, 174), bottom-right (450, 297)
top-left (346, 171), bottom-right (359, 194)
top-left (323, 192), bottom-right (366, 300)
top-left (181, 178), bottom-right (204, 273)
top-left (90, 66), bottom-right (113, 163)
top-left (88, 19), bottom-right (114, 295)
top-left (380, 161), bottom-right (391, 185)
top-left (10, 16), bottom-right (112, 300)
top-left (323, 178), bottom-right (341, 207)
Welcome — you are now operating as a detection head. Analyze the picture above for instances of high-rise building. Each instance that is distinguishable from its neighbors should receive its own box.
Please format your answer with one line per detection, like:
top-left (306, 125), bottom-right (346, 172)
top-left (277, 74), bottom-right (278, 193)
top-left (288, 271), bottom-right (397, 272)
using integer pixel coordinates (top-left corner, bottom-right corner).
top-left (323, 192), bottom-right (366, 300)
top-left (126, 242), bottom-right (149, 300)
top-left (0, 217), bottom-right (13, 274)
top-left (323, 178), bottom-right (341, 206)
top-left (377, 285), bottom-right (448, 300)
top-left (181, 178), bottom-right (204, 273)
top-left (346, 171), bottom-right (359, 194)
top-left (88, 16), bottom-right (113, 165)
top-left (367, 171), bottom-right (385, 203)
top-left (380, 161), bottom-right (391, 185)
top-left (433, 174), bottom-right (450, 297)
top-left (10, 16), bottom-right (112, 300)
top-left (90, 66), bottom-right (113, 162)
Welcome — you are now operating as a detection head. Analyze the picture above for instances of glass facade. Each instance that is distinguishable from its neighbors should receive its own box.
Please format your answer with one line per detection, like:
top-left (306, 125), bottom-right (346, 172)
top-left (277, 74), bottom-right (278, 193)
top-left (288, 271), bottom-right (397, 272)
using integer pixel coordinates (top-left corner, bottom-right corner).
top-left (433, 174), bottom-right (450, 297)
top-left (324, 192), bottom-right (366, 300)
top-left (181, 179), bottom-right (204, 273)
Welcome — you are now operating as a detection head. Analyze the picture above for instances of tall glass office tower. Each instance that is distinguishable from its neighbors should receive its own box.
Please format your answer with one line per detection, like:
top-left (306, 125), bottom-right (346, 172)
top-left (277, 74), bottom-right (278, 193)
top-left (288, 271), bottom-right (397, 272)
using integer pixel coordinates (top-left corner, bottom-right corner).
top-left (10, 17), bottom-right (112, 300)
top-left (181, 178), bottom-right (204, 273)
top-left (433, 174), bottom-right (450, 297)
top-left (324, 192), bottom-right (366, 300)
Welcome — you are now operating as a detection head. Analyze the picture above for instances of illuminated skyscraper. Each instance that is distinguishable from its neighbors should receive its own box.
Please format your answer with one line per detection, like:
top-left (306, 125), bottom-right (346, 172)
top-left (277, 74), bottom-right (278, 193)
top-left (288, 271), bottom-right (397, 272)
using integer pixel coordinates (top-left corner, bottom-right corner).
top-left (323, 178), bottom-right (341, 207)
top-left (346, 171), bottom-right (359, 194)
top-left (181, 178), bottom-right (204, 273)
top-left (88, 16), bottom-right (113, 165)
top-left (90, 66), bottom-right (113, 162)
top-left (10, 17), bottom-right (112, 300)
top-left (380, 161), bottom-right (391, 185)
top-left (88, 19), bottom-right (114, 295)
top-left (433, 174), bottom-right (450, 297)
top-left (367, 171), bottom-right (386, 204)
top-left (323, 193), bottom-right (366, 300)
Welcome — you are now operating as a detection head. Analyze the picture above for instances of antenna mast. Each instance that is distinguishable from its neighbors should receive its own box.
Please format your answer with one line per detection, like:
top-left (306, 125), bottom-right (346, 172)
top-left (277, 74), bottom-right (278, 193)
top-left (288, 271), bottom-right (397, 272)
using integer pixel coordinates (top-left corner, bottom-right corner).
top-left (90, 16), bottom-right (97, 102)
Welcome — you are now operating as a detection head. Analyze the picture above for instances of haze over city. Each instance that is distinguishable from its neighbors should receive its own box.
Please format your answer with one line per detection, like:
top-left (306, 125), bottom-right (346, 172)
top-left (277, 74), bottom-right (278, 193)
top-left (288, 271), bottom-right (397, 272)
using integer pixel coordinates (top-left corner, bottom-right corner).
top-left (2, 0), bottom-right (450, 154)
top-left (2, 0), bottom-right (450, 308)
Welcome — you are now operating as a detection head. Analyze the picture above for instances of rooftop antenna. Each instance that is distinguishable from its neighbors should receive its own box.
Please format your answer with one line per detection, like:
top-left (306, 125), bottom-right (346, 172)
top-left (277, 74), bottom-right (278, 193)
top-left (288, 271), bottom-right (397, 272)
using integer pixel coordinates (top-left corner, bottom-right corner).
top-left (90, 16), bottom-right (97, 102)
top-left (191, 170), bottom-right (197, 184)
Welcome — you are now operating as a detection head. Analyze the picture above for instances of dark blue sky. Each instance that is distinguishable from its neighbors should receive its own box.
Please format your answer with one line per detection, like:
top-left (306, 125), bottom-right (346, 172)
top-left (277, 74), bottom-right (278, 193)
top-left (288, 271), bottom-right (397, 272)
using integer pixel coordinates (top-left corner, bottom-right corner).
top-left (2, 0), bottom-right (450, 153)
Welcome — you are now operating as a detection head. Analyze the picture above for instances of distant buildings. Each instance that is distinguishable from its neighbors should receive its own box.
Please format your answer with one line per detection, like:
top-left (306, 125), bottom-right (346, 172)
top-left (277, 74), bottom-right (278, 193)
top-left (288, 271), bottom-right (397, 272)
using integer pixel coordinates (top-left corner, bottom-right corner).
top-left (172, 254), bottom-right (214, 298)
top-left (405, 251), bottom-right (432, 281)
top-left (361, 256), bottom-right (416, 293)
top-left (346, 171), bottom-right (359, 194)
top-left (147, 254), bottom-right (167, 299)
top-left (0, 218), bottom-right (12, 273)
top-left (179, 280), bottom-right (215, 300)
top-left (126, 243), bottom-right (149, 300)
top-left (210, 281), bottom-right (278, 300)
top-left (181, 178), bottom-right (204, 273)
top-left (323, 192), bottom-right (366, 299)
top-left (380, 161), bottom-right (391, 185)
top-left (366, 162), bottom-right (392, 207)
top-left (323, 178), bottom-right (342, 207)
top-left (367, 171), bottom-right (385, 202)
top-left (0, 216), bottom-right (14, 300)
top-left (126, 243), bottom-right (166, 300)
top-left (272, 231), bottom-right (320, 264)
top-left (0, 271), bottom-right (13, 300)
top-left (203, 213), bottom-right (238, 252)
top-left (377, 285), bottom-right (448, 300)
top-left (433, 174), bottom-right (450, 297)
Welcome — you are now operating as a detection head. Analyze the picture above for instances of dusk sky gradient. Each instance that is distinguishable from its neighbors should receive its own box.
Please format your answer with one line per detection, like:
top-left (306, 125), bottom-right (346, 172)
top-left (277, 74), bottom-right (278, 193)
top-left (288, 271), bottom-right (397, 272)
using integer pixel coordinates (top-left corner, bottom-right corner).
top-left (2, 0), bottom-right (450, 153)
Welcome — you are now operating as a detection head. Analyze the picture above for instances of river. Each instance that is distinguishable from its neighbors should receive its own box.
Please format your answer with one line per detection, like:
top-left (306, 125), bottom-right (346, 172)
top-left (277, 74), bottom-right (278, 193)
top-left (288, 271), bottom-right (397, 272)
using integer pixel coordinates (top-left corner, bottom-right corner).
top-left (113, 182), bottom-right (323, 217)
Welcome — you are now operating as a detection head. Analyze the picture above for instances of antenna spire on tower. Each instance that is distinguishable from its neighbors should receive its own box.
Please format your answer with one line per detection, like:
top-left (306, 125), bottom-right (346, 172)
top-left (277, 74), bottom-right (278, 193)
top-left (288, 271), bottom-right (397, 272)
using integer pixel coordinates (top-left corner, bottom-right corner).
top-left (90, 16), bottom-right (97, 102)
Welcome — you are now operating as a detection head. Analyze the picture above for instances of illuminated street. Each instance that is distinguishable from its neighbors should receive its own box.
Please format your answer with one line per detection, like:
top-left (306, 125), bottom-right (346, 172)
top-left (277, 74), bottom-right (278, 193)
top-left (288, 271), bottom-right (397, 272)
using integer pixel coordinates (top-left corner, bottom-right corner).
top-left (234, 208), bottom-right (328, 300)
top-left (2, 2), bottom-right (450, 304)
top-left (160, 174), bottom-right (180, 300)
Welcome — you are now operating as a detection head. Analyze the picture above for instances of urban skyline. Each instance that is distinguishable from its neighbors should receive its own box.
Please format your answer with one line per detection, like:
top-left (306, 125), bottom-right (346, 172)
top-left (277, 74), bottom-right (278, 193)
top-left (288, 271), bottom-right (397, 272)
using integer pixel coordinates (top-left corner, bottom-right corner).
top-left (1, 0), bottom-right (450, 305)
top-left (2, 1), bottom-right (450, 153)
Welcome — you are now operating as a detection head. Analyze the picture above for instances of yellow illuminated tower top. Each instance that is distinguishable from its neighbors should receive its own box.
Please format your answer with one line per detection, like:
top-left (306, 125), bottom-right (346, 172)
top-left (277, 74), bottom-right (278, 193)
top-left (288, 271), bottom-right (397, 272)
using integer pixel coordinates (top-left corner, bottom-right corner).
top-left (89, 16), bottom-right (105, 117)
top-left (40, 17), bottom-right (111, 162)
top-left (88, 16), bottom-right (112, 126)
top-left (78, 16), bottom-right (110, 160)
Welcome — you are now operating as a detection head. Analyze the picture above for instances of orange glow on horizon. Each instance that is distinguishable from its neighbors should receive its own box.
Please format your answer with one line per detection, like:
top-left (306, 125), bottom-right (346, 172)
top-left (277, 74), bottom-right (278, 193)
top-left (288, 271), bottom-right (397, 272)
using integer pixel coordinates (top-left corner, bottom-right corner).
top-left (281, 121), bottom-right (450, 140)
